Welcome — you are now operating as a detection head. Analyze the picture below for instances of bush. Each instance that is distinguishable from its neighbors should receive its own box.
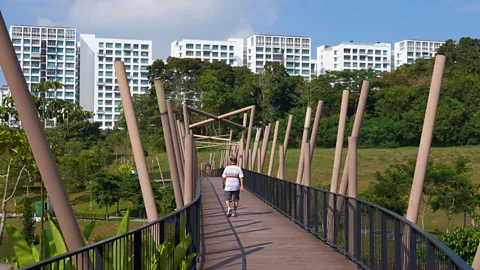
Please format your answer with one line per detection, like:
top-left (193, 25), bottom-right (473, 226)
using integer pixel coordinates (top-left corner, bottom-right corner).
top-left (439, 226), bottom-right (480, 265)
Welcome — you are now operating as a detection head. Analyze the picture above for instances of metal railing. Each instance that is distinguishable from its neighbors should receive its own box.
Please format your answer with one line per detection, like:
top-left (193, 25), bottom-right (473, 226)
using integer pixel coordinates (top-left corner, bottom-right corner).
top-left (22, 171), bottom-right (201, 270)
top-left (216, 168), bottom-right (471, 270)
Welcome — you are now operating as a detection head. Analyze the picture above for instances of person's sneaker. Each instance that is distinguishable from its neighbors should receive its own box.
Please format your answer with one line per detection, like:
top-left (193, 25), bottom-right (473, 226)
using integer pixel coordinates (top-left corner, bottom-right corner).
top-left (232, 211), bottom-right (238, 217)
top-left (227, 207), bottom-right (233, 217)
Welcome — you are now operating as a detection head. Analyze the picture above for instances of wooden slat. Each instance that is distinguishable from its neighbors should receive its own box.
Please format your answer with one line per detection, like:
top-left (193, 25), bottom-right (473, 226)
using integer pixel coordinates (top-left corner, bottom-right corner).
top-left (198, 177), bottom-right (357, 270)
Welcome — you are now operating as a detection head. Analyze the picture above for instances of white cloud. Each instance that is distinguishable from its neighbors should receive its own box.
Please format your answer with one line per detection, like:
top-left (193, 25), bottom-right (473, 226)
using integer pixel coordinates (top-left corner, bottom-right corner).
top-left (57, 0), bottom-right (282, 59)
top-left (36, 18), bottom-right (57, 26)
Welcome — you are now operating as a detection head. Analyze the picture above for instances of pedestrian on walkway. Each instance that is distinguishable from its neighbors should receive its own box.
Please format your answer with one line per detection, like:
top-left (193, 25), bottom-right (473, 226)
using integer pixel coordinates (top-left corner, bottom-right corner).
top-left (222, 157), bottom-right (244, 217)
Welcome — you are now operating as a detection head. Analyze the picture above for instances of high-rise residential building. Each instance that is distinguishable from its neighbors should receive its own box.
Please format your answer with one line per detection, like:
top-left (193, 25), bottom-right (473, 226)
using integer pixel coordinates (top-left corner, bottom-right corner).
top-left (317, 41), bottom-right (392, 75)
top-left (246, 34), bottom-right (313, 80)
top-left (9, 25), bottom-right (78, 103)
top-left (170, 38), bottom-right (244, 66)
top-left (394, 39), bottom-right (445, 68)
top-left (79, 34), bottom-right (152, 130)
top-left (0, 85), bottom-right (9, 106)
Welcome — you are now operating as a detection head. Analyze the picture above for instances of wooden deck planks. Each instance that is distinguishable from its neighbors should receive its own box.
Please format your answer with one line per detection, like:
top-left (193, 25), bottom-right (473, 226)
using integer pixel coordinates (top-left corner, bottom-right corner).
top-left (197, 177), bottom-right (357, 270)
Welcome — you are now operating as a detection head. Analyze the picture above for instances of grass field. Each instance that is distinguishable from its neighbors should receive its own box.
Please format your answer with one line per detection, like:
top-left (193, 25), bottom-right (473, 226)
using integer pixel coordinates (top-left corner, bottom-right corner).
top-left (1, 146), bottom-right (478, 262)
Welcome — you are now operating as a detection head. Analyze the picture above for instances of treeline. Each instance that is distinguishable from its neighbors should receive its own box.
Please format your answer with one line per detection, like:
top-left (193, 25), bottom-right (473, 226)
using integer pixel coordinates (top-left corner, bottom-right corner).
top-left (119, 37), bottom-right (480, 151)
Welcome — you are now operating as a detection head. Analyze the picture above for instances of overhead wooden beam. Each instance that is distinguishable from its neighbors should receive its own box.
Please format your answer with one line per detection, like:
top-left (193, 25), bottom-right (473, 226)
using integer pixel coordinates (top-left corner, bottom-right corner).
top-left (189, 105), bottom-right (255, 129)
top-left (186, 106), bottom-right (245, 129)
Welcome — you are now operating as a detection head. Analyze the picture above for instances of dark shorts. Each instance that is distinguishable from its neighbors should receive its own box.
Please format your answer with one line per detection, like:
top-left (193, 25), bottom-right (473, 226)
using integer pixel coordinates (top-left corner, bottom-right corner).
top-left (224, 190), bottom-right (240, 202)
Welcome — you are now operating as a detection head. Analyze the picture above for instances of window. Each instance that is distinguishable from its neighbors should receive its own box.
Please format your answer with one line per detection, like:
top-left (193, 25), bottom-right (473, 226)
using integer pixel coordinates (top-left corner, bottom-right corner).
top-left (375, 64), bottom-right (381, 69)
top-left (186, 51), bottom-right (193, 56)
top-left (229, 46), bottom-right (234, 51)
top-left (66, 56), bottom-right (75, 61)
top-left (367, 50), bottom-right (373, 55)
top-left (344, 55), bottom-right (351, 60)
top-left (99, 42), bottom-right (104, 48)
top-left (221, 52), bottom-right (227, 57)
top-left (256, 47), bottom-right (263, 52)
top-left (203, 44), bottom-right (210, 50)
top-left (14, 46), bottom-right (21, 52)
top-left (383, 50), bottom-right (388, 55)
top-left (66, 41), bottom-right (75, 47)
top-left (58, 55), bottom-right (64, 60)
top-left (221, 45), bottom-right (227, 51)
top-left (344, 62), bottom-right (351, 67)
top-left (141, 80), bottom-right (148, 85)
top-left (302, 56), bottom-right (309, 61)
top-left (195, 44), bottom-right (201, 50)
top-left (106, 43), bottom-right (113, 48)
top-left (141, 52), bottom-right (148, 57)
top-left (302, 50), bottom-right (309, 54)
top-left (98, 64), bottom-right (104, 69)
top-left (24, 61), bottom-right (31, 67)
top-left (115, 43), bottom-right (122, 49)
top-left (287, 49), bottom-right (293, 54)
top-left (195, 51), bottom-right (201, 57)
top-left (125, 58), bottom-right (131, 63)
top-left (186, 44), bottom-right (193, 49)
top-left (98, 71), bottom-right (104, 76)
top-left (375, 57), bottom-right (381, 62)
top-left (367, 56), bottom-right (373, 61)
top-left (106, 64), bottom-right (113, 70)
top-left (12, 39), bottom-right (21, 44)
top-left (360, 56), bottom-right (366, 61)
top-left (65, 70), bottom-right (74, 76)
top-left (106, 71), bottom-right (113, 77)
top-left (98, 100), bottom-right (104, 105)
top-left (229, 53), bottom-right (234, 58)
top-left (106, 79), bottom-right (113, 83)
top-left (344, 48), bottom-right (351, 53)
top-left (48, 40), bottom-right (56, 46)
top-left (302, 63), bottom-right (309, 68)
top-left (141, 44), bottom-right (149, 50)
top-left (141, 66), bottom-right (147, 71)
top-left (115, 50), bottom-right (121, 56)
top-left (57, 48), bottom-right (63, 53)
top-left (212, 52), bottom-right (218, 57)
top-left (32, 40), bottom-right (40, 45)
top-left (24, 54), bottom-right (31, 60)
top-left (133, 66), bottom-right (139, 70)
top-left (353, 62), bottom-right (358, 67)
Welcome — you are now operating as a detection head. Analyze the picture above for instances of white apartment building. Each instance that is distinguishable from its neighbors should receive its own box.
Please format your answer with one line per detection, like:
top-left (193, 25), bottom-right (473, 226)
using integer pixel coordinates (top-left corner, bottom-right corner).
top-left (317, 41), bottom-right (392, 75)
top-left (394, 39), bottom-right (445, 68)
top-left (247, 34), bottom-right (312, 80)
top-left (79, 34), bottom-right (152, 129)
top-left (9, 25), bottom-right (78, 103)
top-left (171, 38), bottom-right (244, 66)
top-left (0, 85), bottom-right (9, 106)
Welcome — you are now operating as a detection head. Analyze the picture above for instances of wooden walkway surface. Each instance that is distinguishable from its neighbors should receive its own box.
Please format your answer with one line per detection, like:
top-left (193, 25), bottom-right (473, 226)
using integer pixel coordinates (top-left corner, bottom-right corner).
top-left (197, 177), bottom-right (356, 270)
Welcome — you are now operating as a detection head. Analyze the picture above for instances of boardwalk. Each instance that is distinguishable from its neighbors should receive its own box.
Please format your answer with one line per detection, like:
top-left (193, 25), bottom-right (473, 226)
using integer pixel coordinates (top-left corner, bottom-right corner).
top-left (198, 177), bottom-right (356, 270)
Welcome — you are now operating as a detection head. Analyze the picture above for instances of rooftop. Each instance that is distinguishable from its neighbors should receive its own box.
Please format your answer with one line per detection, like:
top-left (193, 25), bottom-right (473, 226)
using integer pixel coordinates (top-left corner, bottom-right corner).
top-left (252, 34), bottom-right (310, 38)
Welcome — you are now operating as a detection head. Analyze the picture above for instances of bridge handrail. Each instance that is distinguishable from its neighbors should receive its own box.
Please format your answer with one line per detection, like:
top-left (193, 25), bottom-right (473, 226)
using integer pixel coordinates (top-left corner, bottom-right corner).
top-left (22, 170), bottom-right (201, 270)
top-left (214, 168), bottom-right (471, 270)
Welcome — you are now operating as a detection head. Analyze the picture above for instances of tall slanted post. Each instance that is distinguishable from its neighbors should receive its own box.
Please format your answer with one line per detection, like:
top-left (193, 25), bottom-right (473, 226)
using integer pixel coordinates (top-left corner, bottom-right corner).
top-left (336, 81), bottom-right (370, 213)
top-left (184, 134), bottom-right (194, 204)
top-left (267, 121), bottom-right (280, 176)
top-left (0, 11), bottom-right (89, 267)
top-left (115, 61), bottom-right (158, 222)
top-left (402, 55), bottom-right (446, 269)
top-left (296, 107), bottom-right (312, 184)
top-left (167, 100), bottom-right (185, 194)
top-left (251, 128), bottom-right (262, 171)
top-left (244, 106), bottom-right (256, 168)
top-left (278, 145), bottom-right (285, 179)
top-left (154, 78), bottom-right (184, 209)
top-left (327, 90), bottom-right (349, 241)
top-left (347, 136), bottom-right (357, 255)
top-left (277, 115), bottom-right (293, 177)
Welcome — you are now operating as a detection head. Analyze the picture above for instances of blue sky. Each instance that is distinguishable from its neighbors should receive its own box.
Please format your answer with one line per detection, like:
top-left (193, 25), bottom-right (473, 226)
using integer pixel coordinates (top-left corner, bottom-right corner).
top-left (1, 0), bottom-right (479, 85)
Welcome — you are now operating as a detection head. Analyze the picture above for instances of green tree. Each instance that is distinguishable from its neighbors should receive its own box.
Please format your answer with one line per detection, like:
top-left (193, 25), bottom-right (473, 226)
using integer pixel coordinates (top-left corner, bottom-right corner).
top-left (21, 197), bottom-right (39, 246)
top-left (90, 172), bottom-right (121, 220)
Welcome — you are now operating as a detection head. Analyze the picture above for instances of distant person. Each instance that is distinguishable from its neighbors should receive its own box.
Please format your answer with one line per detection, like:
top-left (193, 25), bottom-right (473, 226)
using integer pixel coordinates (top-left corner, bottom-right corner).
top-left (205, 162), bottom-right (211, 176)
top-left (222, 157), bottom-right (244, 217)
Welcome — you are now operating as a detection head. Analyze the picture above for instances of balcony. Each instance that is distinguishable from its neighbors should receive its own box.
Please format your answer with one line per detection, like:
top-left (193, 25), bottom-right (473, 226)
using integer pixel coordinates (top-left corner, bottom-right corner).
top-left (97, 80), bottom-right (105, 85)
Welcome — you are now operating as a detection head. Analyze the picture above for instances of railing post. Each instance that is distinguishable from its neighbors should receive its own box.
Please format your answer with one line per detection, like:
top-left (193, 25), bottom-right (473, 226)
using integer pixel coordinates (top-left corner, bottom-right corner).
top-left (381, 212), bottom-right (387, 269)
top-left (133, 230), bottom-right (142, 270)
top-left (369, 206), bottom-right (375, 270)
top-left (345, 196), bottom-right (349, 258)
top-left (394, 218), bottom-right (401, 270)
top-left (314, 190), bottom-right (318, 236)
top-left (323, 191), bottom-right (328, 243)
top-left (356, 200), bottom-right (362, 264)
top-left (409, 227), bottom-right (417, 270)
top-left (427, 240), bottom-right (435, 270)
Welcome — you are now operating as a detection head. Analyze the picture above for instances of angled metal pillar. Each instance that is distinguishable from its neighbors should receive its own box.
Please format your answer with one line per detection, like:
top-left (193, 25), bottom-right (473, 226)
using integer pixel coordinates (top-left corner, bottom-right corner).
top-left (296, 107), bottom-right (312, 184)
top-left (115, 61), bottom-right (158, 222)
top-left (167, 100), bottom-right (184, 194)
top-left (154, 78), bottom-right (184, 209)
top-left (0, 12), bottom-right (87, 266)
top-left (268, 121), bottom-right (280, 176)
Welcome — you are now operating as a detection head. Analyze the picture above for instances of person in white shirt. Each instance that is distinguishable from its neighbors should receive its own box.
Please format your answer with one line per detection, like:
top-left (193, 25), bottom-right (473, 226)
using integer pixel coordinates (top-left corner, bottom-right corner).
top-left (222, 157), bottom-right (244, 217)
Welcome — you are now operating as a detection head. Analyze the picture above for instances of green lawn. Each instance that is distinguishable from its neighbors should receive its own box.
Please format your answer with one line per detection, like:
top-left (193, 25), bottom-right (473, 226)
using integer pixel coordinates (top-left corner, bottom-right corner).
top-left (2, 146), bottom-right (479, 262)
